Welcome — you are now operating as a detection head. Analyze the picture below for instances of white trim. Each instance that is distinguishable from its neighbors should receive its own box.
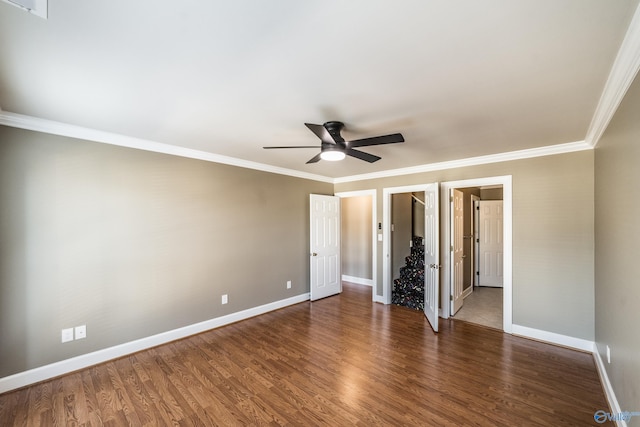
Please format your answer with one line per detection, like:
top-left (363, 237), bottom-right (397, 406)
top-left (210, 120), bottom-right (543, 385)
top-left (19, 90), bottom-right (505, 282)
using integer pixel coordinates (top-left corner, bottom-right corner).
top-left (511, 324), bottom-right (594, 352)
top-left (441, 176), bottom-right (512, 334)
top-left (593, 344), bottom-right (627, 427)
top-left (0, 109), bottom-right (596, 185)
top-left (0, 110), bottom-right (333, 184)
top-left (335, 141), bottom-right (591, 184)
top-left (341, 275), bottom-right (373, 286)
top-left (585, 2), bottom-right (640, 148)
top-left (0, 293), bottom-right (310, 394)
top-left (382, 184), bottom-right (432, 305)
top-left (0, 0), bottom-right (47, 19)
top-left (335, 189), bottom-right (377, 301)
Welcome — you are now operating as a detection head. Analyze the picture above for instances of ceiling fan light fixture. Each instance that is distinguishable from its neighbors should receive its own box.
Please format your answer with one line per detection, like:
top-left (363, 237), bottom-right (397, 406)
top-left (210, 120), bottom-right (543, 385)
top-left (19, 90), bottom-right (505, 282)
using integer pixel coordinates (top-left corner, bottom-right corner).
top-left (320, 149), bottom-right (346, 161)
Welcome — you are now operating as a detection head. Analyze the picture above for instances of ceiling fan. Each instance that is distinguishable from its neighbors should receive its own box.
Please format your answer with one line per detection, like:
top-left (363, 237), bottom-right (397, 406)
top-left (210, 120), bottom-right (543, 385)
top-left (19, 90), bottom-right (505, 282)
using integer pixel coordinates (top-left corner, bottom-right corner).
top-left (263, 121), bottom-right (405, 164)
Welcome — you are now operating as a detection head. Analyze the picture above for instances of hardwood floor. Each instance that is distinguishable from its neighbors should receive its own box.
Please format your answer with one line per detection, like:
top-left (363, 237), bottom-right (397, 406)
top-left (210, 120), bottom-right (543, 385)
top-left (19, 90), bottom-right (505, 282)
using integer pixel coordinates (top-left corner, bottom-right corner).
top-left (0, 283), bottom-right (611, 426)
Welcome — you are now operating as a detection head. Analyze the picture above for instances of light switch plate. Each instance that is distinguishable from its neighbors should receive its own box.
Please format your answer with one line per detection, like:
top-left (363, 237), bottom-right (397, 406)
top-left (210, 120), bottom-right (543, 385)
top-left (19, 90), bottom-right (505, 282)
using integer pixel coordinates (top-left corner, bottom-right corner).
top-left (61, 328), bottom-right (74, 343)
top-left (75, 325), bottom-right (86, 340)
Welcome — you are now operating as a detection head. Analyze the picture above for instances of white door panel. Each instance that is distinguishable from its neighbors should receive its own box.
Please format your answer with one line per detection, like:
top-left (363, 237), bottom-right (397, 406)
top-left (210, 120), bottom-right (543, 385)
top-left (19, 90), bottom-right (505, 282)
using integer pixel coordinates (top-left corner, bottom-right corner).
top-left (423, 183), bottom-right (439, 332)
top-left (451, 189), bottom-right (464, 315)
top-left (310, 194), bottom-right (341, 300)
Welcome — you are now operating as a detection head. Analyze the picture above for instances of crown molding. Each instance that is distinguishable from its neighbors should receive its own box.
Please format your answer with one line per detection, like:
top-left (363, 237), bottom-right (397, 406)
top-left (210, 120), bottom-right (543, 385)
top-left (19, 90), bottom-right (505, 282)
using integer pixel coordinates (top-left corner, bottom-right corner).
top-left (1, 110), bottom-right (593, 186)
top-left (0, 0), bottom-right (47, 19)
top-left (0, 110), bottom-right (334, 183)
top-left (585, 2), bottom-right (640, 148)
top-left (334, 140), bottom-right (592, 184)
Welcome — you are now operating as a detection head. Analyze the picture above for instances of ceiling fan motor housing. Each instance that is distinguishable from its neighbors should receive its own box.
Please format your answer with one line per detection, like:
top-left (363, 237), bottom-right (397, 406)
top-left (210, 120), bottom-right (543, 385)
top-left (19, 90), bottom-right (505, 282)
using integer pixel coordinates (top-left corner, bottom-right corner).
top-left (323, 121), bottom-right (346, 144)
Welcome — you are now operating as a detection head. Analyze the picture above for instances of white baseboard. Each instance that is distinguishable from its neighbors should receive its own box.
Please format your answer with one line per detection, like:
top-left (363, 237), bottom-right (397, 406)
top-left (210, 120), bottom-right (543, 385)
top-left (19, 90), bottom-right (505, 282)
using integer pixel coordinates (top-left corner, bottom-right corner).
top-left (593, 344), bottom-right (627, 427)
top-left (462, 286), bottom-right (473, 299)
top-left (0, 293), bottom-right (310, 394)
top-left (342, 275), bottom-right (373, 286)
top-left (373, 294), bottom-right (385, 304)
top-left (511, 324), bottom-right (594, 352)
top-left (511, 325), bottom-right (630, 425)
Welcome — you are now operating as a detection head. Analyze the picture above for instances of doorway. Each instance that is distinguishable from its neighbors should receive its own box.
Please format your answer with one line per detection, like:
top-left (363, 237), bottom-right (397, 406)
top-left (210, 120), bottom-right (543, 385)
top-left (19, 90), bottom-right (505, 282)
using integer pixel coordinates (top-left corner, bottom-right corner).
top-left (382, 183), bottom-right (441, 333)
top-left (335, 190), bottom-right (377, 302)
top-left (450, 187), bottom-right (504, 329)
top-left (441, 176), bottom-right (512, 333)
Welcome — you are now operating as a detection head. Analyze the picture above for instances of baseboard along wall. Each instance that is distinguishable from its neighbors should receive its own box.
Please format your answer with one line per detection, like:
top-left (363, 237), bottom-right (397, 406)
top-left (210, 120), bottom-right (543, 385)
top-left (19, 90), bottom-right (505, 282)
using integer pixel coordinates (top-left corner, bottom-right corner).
top-left (0, 293), bottom-right (310, 394)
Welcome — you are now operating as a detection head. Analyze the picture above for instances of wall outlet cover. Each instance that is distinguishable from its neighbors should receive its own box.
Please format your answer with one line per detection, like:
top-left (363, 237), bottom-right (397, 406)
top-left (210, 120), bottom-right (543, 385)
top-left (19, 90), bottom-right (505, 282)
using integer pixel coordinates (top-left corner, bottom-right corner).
top-left (222, 294), bottom-right (228, 304)
top-left (61, 328), bottom-right (74, 343)
top-left (75, 325), bottom-right (86, 340)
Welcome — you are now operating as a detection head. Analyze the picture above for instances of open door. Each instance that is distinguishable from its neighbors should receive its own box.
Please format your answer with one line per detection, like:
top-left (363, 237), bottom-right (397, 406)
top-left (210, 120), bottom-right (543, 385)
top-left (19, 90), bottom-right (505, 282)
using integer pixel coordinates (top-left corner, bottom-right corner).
top-left (451, 188), bottom-right (464, 315)
top-left (423, 183), bottom-right (440, 332)
top-left (310, 194), bottom-right (341, 301)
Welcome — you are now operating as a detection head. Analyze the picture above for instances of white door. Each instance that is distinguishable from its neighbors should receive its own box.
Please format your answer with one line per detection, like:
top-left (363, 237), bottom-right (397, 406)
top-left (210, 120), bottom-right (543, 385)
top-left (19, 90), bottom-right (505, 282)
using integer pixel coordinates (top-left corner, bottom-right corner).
top-left (423, 183), bottom-right (440, 332)
top-left (451, 189), bottom-right (464, 315)
top-left (310, 194), bottom-right (342, 301)
top-left (479, 200), bottom-right (503, 287)
top-left (471, 196), bottom-right (480, 287)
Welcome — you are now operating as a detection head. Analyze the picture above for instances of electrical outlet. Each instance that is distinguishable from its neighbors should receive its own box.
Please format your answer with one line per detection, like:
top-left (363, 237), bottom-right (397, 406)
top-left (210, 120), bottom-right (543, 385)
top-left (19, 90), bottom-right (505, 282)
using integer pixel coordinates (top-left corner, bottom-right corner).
top-left (287, 280), bottom-right (292, 289)
top-left (221, 294), bottom-right (228, 304)
top-left (606, 345), bottom-right (611, 364)
top-left (75, 325), bottom-right (86, 340)
top-left (61, 328), bottom-right (74, 343)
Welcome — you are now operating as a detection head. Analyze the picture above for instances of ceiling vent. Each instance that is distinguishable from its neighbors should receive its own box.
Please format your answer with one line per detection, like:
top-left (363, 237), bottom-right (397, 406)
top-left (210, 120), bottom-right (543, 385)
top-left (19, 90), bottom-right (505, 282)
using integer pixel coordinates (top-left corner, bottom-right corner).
top-left (1, 0), bottom-right (47, 19)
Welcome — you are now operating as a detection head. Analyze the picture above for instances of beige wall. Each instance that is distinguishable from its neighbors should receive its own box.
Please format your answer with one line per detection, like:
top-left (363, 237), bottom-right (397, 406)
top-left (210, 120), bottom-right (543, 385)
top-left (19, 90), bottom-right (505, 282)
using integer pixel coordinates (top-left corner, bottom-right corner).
top-left (594, 72), bottom-right (640, 417)
top-left (412, 192), bottom-right (425, 239)
top-left (0, 125), bottom-right (332, 377)
top-left (335, 150), bottom-right (595, 340)
top-left (0, 121), bottom-right (601, 383)
top-left (341, 195), bottom-right (372, 279)
top-left (481, 187), bottom-right (503, 200)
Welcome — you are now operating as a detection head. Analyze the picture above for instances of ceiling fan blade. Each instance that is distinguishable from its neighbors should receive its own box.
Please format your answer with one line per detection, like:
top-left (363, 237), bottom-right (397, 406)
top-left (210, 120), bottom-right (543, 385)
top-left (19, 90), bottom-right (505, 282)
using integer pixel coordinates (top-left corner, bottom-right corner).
top-left (346, 148), bottom-right (381, 163)
top-left (263, 146), bottom-right (319, 149)
top-left (305, 123), bottom-right (334, 144)
top-left (349, 133), bottom-right (405, 147)
top-left (306, 153), bottom-right (323, 164)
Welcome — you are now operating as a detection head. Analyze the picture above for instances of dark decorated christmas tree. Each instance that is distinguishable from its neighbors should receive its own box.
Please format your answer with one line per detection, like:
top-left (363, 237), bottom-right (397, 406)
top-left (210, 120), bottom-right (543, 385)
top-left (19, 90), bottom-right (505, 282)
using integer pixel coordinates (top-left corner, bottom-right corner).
top-left (392, 236), bottom-right (425, 310)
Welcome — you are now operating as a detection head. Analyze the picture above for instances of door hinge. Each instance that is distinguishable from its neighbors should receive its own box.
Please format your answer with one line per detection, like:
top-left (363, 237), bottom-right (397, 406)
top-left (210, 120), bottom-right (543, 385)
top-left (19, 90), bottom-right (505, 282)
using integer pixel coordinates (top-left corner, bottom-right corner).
top-left (450, 295), bottom-right (453, 301)
top-left (450, 195), bottom-right (453, 202)
top-left (450, 245), bottom-right (453, 252)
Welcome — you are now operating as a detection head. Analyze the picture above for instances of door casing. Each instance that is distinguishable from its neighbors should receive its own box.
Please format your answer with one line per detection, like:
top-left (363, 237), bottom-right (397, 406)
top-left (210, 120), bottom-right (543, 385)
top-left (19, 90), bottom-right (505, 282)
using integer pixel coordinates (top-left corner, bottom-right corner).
top-left (441, 176), bottom-right (512, 333)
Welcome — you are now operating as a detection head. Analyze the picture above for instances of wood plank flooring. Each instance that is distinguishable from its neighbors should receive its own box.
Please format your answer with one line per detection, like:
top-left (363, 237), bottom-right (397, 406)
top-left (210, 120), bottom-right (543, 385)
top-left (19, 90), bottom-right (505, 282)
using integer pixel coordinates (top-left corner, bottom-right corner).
top-left (0, 283), bottom-right (611, 426)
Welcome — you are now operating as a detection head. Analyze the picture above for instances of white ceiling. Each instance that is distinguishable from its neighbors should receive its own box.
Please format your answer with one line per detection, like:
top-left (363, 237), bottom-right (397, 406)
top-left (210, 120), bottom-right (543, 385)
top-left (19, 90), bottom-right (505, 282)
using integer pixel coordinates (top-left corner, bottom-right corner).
top-left (1, 0), bottom-right (639, 179)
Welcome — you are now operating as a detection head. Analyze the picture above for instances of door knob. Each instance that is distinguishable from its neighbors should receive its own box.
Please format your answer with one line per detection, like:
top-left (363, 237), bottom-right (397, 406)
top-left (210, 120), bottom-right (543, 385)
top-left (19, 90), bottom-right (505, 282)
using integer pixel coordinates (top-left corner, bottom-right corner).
top-left (311, 253), bottom-right (318, 257)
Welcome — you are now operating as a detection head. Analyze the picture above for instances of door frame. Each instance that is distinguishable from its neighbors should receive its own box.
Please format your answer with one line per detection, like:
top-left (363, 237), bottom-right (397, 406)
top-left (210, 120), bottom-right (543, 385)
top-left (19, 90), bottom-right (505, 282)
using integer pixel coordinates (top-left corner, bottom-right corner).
top-left (441, 176), bottom-right (512, 333)
top-left (335, 190), bottom-right (378, 302)
top-left (471, 194), bottom-right (480, 288)
top-left (382, 184), bottom-right (432, 305)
